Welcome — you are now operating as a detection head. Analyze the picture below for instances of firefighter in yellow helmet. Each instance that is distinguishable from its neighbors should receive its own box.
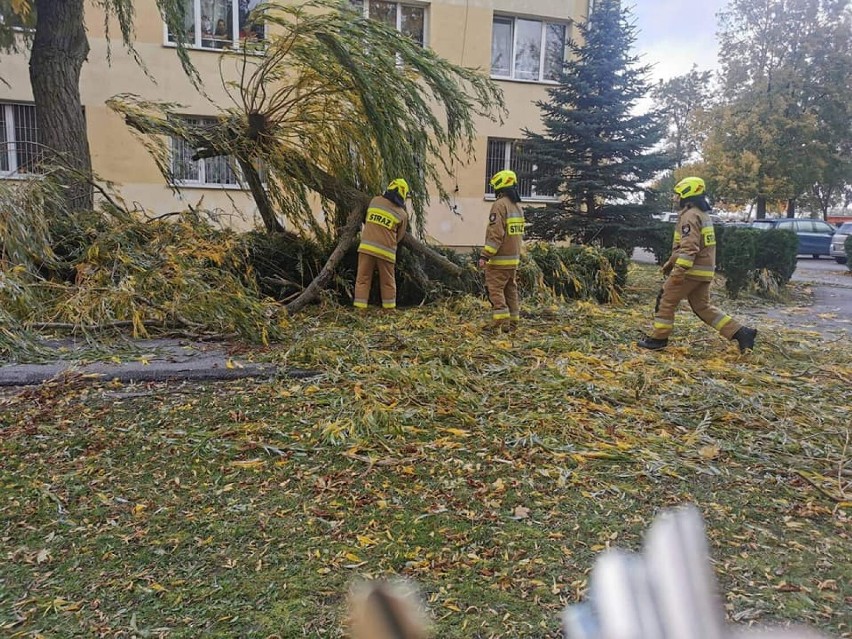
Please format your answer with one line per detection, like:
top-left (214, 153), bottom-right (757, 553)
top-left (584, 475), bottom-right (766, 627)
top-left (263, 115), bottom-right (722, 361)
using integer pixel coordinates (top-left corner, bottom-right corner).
top-left (638, 177), bottom-right (757, 352)
top-left (479, 169), bottom-right (525, 330)
top-left (353, 179), bottom-right (410, 310)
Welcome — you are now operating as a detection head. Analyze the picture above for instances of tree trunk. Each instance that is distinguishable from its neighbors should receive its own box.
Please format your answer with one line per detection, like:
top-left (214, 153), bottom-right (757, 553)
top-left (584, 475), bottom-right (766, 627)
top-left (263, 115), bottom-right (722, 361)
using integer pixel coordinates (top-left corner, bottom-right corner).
top-left (756, 195), bottom-right (767, 219)
top-left (286, 205), bottom-right (366, 314)
top-left (284, 211), bottom-right (465, 313)
top-left (29, 0), bottom-right (93, 212)
top-left (785, 198), bottom-right (796, 218)
top-left (237, 158), bottom-right (284, 233)
top-left (399, 234), bottom-right (462, 277)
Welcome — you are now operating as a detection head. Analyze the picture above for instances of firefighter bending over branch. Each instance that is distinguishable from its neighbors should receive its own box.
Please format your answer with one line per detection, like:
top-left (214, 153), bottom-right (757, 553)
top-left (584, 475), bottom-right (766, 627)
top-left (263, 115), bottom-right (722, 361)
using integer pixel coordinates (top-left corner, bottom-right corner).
top-left (353, 179), bottom-right (410, 311)
top-left (638, 176), bottom-right (757, 352)
top-left (479, 169), bottom-right (525, 331)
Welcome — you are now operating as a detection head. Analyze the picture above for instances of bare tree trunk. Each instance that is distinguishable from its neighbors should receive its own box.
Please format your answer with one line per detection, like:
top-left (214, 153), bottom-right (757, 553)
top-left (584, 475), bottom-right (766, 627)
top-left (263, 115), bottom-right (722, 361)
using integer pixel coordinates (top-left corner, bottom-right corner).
top-left (785, 198), bottom-right (796, 218)
top-left (812, 185), bottom-right (832, 220)
top-left (237, 158), bottom-right (284, 233)
top-left (400, 234), bottom-right (462, 277)
top-left (756, 195), bottom-right (767, 219)
top-left (30, 0), bottom-right (93, 212)
top-left (286, 205), bottom-right (366, 313)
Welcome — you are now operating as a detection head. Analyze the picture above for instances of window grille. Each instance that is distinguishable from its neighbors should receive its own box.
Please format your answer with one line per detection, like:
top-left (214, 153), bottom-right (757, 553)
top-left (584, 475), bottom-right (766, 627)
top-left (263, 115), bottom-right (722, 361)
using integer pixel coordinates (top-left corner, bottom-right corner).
top-left (1, 103), bottom-right (43, 177)
top-left (170, 116), bottom-right (240, 186)
top-left (485, 138), bottom-right (556, 200)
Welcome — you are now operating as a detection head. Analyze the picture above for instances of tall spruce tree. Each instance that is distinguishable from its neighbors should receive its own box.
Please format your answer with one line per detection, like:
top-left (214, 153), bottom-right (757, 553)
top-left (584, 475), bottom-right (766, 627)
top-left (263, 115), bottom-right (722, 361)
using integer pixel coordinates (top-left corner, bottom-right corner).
top-left (522, 0), bottom-right (670, 245)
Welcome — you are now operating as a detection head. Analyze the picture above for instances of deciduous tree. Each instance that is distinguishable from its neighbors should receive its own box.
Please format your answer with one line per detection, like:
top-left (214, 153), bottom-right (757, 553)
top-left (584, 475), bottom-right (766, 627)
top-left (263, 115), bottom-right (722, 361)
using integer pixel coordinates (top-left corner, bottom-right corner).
top-left (109, 0), bottom-right (504, 312)
top-left (706, 0), bottom-right (852, 219)
top-left (652, 66), bottom-right (713, 169)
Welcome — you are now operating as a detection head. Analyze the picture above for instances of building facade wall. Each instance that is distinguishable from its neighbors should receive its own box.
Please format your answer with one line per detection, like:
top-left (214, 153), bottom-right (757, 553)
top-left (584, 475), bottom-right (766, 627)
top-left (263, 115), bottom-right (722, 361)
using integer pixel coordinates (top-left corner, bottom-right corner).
top-left (0, 0), bottom-right (590, 243)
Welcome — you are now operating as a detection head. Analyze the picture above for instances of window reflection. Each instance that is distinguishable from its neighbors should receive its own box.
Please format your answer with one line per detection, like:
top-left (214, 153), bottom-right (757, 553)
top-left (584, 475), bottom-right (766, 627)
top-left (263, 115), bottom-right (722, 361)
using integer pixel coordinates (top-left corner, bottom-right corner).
top-left (166, 0), bottom-right (265, 50)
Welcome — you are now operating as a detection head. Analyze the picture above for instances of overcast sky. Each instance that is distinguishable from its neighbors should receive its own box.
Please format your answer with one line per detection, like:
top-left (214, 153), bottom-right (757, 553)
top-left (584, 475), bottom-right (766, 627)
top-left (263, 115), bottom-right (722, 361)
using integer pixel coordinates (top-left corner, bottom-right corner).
top-left (629, 0), bottom-right (729, 83)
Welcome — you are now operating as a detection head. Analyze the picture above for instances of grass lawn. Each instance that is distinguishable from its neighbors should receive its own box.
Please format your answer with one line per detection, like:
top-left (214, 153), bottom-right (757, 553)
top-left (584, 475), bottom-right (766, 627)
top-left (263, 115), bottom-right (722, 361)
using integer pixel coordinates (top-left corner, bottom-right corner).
top-left (1, 266), bottom-right (850, 638)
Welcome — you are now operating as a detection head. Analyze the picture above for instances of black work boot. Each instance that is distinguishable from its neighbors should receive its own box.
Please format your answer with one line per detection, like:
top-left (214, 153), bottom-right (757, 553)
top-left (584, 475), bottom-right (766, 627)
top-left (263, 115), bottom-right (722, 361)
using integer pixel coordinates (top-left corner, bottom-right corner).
top-left (637, 336), bottom-right (668, 350)
top-left (732, 326), bottom-right (757, 353)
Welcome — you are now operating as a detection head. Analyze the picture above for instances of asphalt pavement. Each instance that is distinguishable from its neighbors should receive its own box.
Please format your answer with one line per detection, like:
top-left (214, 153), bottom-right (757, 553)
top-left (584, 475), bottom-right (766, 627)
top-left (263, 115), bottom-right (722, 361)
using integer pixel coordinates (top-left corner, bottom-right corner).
top-left (779, 257), bottom-right (852, 336)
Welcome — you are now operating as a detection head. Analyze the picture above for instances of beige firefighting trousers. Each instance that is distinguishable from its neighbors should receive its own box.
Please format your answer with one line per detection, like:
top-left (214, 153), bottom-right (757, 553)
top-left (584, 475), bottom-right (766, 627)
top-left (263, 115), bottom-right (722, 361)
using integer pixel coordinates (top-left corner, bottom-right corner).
top-left (652, 276), bottom-right (741, 340)
top-left (485, 267), bottom-right (520, 322)
top-left (354, 253), bottom-right (397, 309)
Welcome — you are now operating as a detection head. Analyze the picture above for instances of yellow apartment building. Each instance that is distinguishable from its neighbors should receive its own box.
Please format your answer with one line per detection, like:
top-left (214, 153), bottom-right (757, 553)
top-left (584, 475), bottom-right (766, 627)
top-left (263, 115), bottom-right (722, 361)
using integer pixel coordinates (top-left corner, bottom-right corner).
top-left (1, 0), bottom-right (589, 246)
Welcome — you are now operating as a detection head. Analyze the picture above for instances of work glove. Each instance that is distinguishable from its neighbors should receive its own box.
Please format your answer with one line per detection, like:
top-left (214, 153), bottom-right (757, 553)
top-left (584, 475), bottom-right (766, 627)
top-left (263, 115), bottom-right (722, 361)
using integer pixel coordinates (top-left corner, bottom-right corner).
top-left (661, 261), bottom-right (674, 277)
top-left (562, 505), bottom-right (826, 639)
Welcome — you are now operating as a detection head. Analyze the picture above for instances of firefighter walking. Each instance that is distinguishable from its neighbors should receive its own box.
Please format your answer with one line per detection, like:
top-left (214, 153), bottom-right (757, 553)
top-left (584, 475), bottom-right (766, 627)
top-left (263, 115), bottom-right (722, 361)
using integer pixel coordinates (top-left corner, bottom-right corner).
top-left (353, 179), bottom-right (410, 311)
top-left (479, 170), bottom-right (525, 330)
top-left (638, 177), bottom-right (757, 352)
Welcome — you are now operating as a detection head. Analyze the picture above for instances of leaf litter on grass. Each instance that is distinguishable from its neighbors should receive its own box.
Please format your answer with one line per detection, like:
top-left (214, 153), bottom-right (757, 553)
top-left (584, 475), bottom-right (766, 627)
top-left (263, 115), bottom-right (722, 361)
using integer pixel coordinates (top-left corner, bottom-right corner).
top-left (1, 275), bottom-right (850, 638)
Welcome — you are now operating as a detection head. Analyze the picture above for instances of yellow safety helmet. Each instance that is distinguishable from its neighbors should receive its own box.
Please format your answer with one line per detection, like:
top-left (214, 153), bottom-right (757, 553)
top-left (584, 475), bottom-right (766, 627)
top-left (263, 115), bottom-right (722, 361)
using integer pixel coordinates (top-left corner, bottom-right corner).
top-left (673, 176), bottom-right (706, 198)
top-left (387, 178), bottom-right (410, 200)
top-left (489, 169), bottom-right (518, 191)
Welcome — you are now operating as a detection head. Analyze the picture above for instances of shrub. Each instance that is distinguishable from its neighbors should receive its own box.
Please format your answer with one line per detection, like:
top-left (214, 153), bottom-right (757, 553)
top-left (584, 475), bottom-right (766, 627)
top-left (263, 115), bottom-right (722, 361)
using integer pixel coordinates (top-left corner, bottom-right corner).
top-left (753, 229), bottom-right (798, 284)
top-left (846, 236), bottom-right (852, 272)
top-left (634, 222), bottom-right (672, 265)
top-left (718, 228), bottom-right (757, 299)
top-left (524, 243), bottom-right (626, 303)
top-left (602, 247), bottom-right (630, 290)
top-left (240, 230), bottom-right (325, 299)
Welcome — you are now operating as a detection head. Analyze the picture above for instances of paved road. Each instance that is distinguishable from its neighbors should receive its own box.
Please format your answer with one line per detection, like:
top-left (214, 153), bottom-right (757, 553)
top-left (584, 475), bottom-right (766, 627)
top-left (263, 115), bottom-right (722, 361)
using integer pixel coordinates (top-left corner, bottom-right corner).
top-left (790, 257), bottom-right (851, 286)
top-left (782, 258), bottom-right (852, 336)
top-left (791, 256), bottom-right (848, 272)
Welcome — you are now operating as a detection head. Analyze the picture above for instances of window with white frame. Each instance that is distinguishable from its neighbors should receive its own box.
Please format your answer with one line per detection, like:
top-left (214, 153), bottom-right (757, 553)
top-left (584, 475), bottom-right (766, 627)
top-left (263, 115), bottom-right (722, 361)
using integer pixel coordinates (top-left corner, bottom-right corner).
top-left (485, 138), bottom-right (556, 200)
top-left (491, 16), bottom-right (567, 82)
top-left (349, 0), bottom-right (426, 46)
top-left (166, 0), bottom-right (265, 50)
top-left (171, 117), bottom-right (241, 187)
top-left (1, 103), bottom-right (42, 177)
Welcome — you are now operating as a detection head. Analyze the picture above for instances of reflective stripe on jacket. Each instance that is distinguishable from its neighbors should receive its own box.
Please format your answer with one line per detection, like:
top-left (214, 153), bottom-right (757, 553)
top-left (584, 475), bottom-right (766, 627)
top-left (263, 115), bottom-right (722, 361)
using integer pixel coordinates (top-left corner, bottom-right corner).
top-left (358, 195), bottom-right (409, 264)
top-left (665, 205), bottom-right (716, 281)
top-left (482, 196), bottom-right (524, 269)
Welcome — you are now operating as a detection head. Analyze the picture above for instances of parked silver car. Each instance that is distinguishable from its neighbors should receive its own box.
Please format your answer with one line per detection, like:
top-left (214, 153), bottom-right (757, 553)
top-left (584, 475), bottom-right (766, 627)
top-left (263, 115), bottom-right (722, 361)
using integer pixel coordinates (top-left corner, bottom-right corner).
top-left (830, 222), bottom-right (852, 264)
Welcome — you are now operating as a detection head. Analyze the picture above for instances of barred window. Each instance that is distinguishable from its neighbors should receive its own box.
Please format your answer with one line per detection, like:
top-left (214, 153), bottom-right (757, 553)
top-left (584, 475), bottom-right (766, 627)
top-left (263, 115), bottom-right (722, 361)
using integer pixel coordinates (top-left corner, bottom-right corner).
top-left (485, 138), bottom-right (556, 200)
top-left (1, 103), bottom-right (42, 177)
top-left (170, 116), bottom-right (241, 187)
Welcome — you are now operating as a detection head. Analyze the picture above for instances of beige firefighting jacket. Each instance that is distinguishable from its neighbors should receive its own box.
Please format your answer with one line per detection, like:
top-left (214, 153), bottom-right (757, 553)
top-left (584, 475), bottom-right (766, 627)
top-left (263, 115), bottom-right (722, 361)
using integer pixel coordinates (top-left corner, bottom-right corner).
top-left (481, 196), bottom-right (525, 269)
top-left (358, 195), bottom-right (409, 264)
top-left (665, 204), bottom-right (716, 281)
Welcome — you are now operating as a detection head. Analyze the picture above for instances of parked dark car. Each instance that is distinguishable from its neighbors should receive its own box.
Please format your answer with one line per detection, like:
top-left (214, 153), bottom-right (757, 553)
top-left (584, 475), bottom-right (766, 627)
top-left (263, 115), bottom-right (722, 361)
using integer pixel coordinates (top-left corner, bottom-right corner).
top-left (749, 218), bottom-right (835, 258)
top-left (830, 222), bottom-right (852, 264)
